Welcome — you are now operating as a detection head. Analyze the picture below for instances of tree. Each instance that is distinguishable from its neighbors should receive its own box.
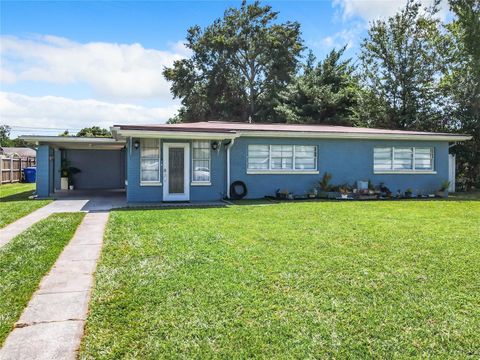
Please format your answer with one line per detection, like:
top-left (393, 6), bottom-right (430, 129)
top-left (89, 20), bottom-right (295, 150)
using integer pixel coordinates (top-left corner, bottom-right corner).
top-left (76, 126), bottom-right (111, 137)
top-left (275, 48), bottom-right (360, 125)
top-left (443, 0), bottom-right (480, 189)
top-left (164, 0), bottom-right (303, 123)
top-left (0, 125), bottom-right (12, 146)
top-left (358, 0), bottom-right (446, 131)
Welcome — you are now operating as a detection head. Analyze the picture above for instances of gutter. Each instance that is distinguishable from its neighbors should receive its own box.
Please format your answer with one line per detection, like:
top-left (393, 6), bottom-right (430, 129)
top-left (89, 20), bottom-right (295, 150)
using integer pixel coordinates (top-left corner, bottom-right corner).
top-left (225, 139), bottom-right (235, 199)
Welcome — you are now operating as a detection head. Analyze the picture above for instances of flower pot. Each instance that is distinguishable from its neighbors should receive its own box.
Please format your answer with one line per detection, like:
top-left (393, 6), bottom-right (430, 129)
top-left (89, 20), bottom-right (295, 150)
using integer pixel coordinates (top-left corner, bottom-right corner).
top-left (69, 185), bottom-right (74, 190)
top-left (60, 177), bottom-right (69, 190)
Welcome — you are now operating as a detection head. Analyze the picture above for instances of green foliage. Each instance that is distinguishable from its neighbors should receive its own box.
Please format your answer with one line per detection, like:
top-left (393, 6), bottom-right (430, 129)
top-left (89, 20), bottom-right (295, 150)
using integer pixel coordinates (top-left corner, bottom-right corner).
top-left (357, 0), bottom-right (446, 131)
top-left (76, 126), bottom-right (111, 137)
top-left (0, 125), bottom-right (11, 146)
top-left (319, 171), bottom-right (333, 191)
top-left (0, 212), bottom-right (85, 344)
top-left (276, 48), bottom-right (360, 125)
top-left (81, 202), bottom-right (480, 358)
top-left (443, 0), bottom-right (480, 189)
top-left (439, 180), bottom-right (451, 191)
top-left (163, 0), bottom-right (303, 123)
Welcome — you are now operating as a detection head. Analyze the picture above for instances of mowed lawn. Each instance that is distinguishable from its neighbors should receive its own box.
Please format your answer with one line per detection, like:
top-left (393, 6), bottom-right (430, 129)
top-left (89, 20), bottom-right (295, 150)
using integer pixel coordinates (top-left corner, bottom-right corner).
top-left (81, 201), bottom-right (480, 358)
top-left (0, 183), bottom-right (51, 228)
top-left (0, 212), bottom-right (85, 344)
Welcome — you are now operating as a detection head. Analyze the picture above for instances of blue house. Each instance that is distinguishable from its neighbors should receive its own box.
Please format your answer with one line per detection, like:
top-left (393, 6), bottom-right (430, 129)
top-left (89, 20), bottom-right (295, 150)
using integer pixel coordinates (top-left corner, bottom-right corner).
top-left (23, 122), bottom-right (471, 202)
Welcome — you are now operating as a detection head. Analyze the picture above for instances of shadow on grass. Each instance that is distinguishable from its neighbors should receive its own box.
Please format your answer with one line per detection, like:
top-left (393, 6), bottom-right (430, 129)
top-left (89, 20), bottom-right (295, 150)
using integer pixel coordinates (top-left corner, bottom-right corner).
top-left (115, 203), bottom-right (228, 212)
top-left (0, 191), bottom-right (35, 202)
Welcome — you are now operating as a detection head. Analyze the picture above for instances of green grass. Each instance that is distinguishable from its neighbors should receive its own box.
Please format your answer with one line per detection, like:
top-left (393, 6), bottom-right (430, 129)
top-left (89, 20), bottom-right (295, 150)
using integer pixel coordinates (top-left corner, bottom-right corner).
top-left (0, 183), bottom-right (51, 228)
top-left (81, 201), bottom-right (480, 359)
top-left (0, 212), bottom-right (85, 344)
top-left (448, 191), bottom-right (480, 200)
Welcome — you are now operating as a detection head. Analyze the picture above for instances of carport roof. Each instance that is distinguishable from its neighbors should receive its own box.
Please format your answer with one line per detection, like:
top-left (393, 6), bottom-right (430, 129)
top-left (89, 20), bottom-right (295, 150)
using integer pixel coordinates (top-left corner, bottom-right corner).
top-left (20, 136), bottom-right (126, 150)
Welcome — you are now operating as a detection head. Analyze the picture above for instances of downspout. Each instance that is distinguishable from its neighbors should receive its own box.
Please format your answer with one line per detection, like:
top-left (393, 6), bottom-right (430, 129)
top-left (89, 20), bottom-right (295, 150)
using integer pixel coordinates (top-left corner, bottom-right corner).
top-left (226, 139), bottom-right (235, 199)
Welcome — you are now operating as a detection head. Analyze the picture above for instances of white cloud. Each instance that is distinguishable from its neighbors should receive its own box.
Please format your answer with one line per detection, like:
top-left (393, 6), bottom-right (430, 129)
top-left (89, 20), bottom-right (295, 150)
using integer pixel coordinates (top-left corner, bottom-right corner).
top-left (319, 26), bottom-right (361, 50)
top-left (0, 92), bottom-right (178, 133)
top-left (0, 35), bottom-right (188, 100)
top-left (333, 0), bottom-right (450, 22)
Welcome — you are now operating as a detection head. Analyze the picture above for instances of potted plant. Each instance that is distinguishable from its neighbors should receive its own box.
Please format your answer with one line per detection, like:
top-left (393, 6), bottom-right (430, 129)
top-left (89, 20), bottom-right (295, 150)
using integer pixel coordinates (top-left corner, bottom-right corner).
top-left (60, 160), bottom-right (81, 190)
top-left (405, 187), bottom-right (413, 198)
top-left (318, 172), bottom-right (333, 198)
top-left (437, 180), bottom-right (450, 198)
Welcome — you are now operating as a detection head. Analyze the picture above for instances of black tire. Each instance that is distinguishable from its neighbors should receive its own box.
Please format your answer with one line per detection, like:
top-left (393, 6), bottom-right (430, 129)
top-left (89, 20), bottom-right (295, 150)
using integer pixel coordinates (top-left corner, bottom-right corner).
top-left (230, 181), bottom-right (247, 200)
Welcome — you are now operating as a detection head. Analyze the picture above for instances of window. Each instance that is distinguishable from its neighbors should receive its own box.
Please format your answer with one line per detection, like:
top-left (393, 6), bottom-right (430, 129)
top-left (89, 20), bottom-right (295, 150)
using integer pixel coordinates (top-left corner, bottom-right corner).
top-left (374, 147), bottom-right (434, 173)
top-left (294, 146), bottom-right (317, 170)
top-left (271, 145), bottom-right (293, 170)
top-left (247, 145), bottom-right (269, 170)
top-left (247, 145), bottom-right (317, 172)
top-left (192, 141), bottom-right (211, 183)
top-left (140, 139), bottom-right (161, 183)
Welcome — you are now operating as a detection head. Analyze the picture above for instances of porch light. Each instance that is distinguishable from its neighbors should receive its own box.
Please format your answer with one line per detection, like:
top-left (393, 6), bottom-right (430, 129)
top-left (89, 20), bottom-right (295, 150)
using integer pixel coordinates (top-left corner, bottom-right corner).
top-left (134, 140), bottom-right (140, 149)
top-left (211, 141), bottom-right (219, 151)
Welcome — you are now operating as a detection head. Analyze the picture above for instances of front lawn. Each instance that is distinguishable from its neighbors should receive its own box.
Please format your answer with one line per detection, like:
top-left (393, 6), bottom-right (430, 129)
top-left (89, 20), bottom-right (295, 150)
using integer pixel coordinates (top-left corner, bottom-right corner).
top-left (0, 212), bottom-right (85, 344)
top-left (0, 183), bottom-right (51, 228)
top-left (81, 201), bottom-right (480, 358)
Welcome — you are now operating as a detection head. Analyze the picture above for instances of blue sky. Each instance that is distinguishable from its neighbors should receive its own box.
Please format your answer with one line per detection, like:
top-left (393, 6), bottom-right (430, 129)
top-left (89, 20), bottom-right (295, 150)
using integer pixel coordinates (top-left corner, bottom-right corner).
top-left (0, 0), bottom-right (448, 137)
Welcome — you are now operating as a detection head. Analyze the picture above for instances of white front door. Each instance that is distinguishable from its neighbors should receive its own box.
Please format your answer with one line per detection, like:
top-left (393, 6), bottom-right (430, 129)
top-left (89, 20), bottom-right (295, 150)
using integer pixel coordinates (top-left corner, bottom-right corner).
top-left (163, 143), bottom-right (190, 201)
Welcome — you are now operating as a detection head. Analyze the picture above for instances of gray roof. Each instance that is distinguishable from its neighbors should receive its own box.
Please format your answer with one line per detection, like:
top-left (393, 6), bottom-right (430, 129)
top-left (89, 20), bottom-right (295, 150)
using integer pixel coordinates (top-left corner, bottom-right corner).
top-left (0, 147), bottom-right (36, 158)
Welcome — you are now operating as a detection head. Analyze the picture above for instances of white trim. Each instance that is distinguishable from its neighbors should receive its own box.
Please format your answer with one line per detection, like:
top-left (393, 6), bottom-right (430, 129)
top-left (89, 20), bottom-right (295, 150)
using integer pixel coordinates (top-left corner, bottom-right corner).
top-left (191, 182), bottom-right (211, 186)
top-left (110, 128), bottom-right (472, 142)
top-left (114, 129), bottom-right (237, 140)
top-left (247, 170), bottom-right (319, 175)
top-left (374, 146), bottom-right (435, 173)
top-left (163, 142), bottom-right (190, 201)
top-left (140, 182), bottom-right (162, 186)
top-left (21, 136), bottom-right (126, 144)
top-left (226, 139), bottom-right (235, 199)
top-left (140, 139), bottom-right (161, 185)
top-left (191, 140), bottom-right (211, 184)
top-left (237, 131), bottom-right (472, 142)
top-left (374, 171), bottom-right (437, 175)
top-left (247, 144), bottom-right (318, 173)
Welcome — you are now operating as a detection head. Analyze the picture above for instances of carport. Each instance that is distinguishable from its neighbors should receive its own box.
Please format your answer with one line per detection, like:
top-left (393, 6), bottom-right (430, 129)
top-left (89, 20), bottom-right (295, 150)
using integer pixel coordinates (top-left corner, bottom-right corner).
top-left (21, 136), bottom-right (126, 198)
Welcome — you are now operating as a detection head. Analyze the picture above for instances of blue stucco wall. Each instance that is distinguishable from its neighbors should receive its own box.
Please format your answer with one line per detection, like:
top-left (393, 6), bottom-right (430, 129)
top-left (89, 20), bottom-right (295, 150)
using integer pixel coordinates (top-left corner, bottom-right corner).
top-left (36, 144), bottom-right (51, 198)
top-left (230, 137), bottom-right (449, 199)
top-left (126, 138), bottom-right (226, 202)
top-left (125, 136), bottom-right (450, 202)
top-left (65, 149), bottom-right (125, 189)
top-left (54, 149), bottom-right (61, 191)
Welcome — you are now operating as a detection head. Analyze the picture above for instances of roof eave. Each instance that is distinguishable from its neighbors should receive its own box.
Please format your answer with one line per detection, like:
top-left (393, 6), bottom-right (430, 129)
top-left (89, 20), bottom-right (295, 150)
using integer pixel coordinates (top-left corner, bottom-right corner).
top-left (110, 127), bottom-right (472, 142)
top-left (20, 136), bottom-right (126, 150)
top-left (114, 129), bottom-right (239, 140)
top-left (237, 130), bottom-right (472, 141)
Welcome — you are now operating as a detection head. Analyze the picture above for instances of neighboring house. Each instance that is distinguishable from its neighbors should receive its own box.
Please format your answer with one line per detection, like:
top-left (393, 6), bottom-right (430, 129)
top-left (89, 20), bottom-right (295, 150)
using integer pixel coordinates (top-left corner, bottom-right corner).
top-left (0, 146), bottom-right (36, 159)
top-left (22, 122), bottom-right (471, 201)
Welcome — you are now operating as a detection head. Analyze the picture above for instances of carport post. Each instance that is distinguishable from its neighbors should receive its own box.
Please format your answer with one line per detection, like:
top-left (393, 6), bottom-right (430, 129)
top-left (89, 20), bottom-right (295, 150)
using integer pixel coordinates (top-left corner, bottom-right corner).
top-left (36, 145), bottom-right (51, 198)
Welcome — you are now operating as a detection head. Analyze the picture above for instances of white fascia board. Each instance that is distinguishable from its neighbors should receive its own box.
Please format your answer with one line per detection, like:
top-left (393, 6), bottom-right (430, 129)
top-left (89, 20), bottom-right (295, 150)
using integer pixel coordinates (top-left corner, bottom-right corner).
top-left (237, 131), bottom-right (472, 142)
top-left (116, 129), bottom-right (238, 140)
top-left (20, 136), bottom-right (126, 144)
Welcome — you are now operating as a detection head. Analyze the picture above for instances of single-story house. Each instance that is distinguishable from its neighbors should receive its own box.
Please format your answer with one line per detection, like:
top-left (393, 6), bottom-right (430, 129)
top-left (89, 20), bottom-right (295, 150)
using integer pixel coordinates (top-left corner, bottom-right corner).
top-left (0, 146), bottom-right (36, 159)
top-left (21, 122), bottom-right (471, 201)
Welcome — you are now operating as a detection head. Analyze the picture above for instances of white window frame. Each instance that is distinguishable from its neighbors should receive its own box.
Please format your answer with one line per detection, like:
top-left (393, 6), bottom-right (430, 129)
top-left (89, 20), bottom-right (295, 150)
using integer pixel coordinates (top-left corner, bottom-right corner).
top-left (247, 144), bottom-right (319, 174)
top-left (373, 146), bottom-right (436, 174)
top-left (140, 138), bottom-right (162, 186)
top-left (191, 140), bottom-right (211, 185)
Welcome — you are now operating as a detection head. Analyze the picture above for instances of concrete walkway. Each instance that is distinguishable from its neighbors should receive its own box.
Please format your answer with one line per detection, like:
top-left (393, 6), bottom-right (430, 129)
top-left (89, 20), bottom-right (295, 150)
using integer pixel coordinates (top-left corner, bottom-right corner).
top-left (0, 211), bottom-right (109, 360)
top-left (0, 191), bottom-right (124, 248)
